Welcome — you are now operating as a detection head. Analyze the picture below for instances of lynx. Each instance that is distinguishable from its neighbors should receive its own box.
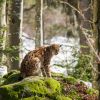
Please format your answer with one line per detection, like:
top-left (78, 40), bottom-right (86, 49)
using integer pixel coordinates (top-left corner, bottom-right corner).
top-left (20, 44), bottom-right (60, 78)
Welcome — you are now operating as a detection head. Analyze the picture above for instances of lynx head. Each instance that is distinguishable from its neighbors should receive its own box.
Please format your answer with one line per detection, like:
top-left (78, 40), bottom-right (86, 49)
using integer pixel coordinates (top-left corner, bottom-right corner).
top-left (50, 44), bottom-right (61, 55)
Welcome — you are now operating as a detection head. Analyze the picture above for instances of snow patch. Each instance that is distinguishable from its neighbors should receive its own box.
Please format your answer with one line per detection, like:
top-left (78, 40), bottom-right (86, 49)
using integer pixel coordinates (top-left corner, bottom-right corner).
top-left (0, 66), bottom-right (7, 76)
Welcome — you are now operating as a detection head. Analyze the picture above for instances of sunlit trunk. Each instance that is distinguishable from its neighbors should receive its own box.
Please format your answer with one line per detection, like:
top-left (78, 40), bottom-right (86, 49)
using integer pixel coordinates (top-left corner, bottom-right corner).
top-left (40, 0), bottom-right (44, 46)
top-left (19, 0), bottom-right (23, 64)
top-left (35, 0), bottom-right (44, 48)
top-left (0, 0), bottom-right (7, 64)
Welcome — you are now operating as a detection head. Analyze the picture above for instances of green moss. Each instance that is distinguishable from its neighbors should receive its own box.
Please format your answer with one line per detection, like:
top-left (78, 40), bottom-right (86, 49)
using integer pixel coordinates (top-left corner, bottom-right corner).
top-left (45, 78), bottom-right (61, 93)
top-left (0, 85), bottom-right (18, 100)
top-left (23, 96), bottom-right (49, 100)
top-left (56, 95), bottom-right (72, 100)
top-left (23, 95), bottom-right (72, 100)
top-left (0, 77), bottom-right (61, 100)
top-left (86, 88), bottom-right (99, 95)
top-left (63, 76), bottom-right (78, 85)
top-left (3, 72), bottom-right (21, 85)
top-left (52, 72), bottom-right (64, 77)
top-left (3, 70), bottom-right (20, 79)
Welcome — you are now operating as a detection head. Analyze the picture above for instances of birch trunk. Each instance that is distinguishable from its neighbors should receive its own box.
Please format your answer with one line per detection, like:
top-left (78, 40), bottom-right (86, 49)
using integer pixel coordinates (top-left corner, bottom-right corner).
top-left (0, 0), bottom-right (7, 64)
top-left (40, 0), bottom-right (44, 46)
top-left (19, 0), bottom-right (23, 64)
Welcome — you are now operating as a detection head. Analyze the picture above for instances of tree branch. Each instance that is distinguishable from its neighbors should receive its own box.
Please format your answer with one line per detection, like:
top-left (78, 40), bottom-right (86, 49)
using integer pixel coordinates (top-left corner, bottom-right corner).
top-left (24, 5), bottom-right (35, 12)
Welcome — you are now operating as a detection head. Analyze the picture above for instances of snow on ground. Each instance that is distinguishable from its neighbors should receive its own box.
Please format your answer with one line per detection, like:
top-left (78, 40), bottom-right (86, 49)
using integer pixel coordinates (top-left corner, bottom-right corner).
top-left (0, 66), bottom-right (7, 76)
top-left (80, 80), bottom-right (92, 88)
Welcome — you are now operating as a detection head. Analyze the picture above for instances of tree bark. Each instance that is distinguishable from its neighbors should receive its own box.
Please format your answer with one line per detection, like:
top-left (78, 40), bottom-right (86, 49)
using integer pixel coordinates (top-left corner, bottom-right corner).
top-left (0, 0), bottom-right (7, 64)
top-left (92, 0), bottom-right (100, 98)
top-left (96, 0), bottom-right (100, 100)
top-left (35, 0), bottom-right (41, 48)
top-left (19, 0), bottom-right (23, 64)
top-left (35, 0), bottom-right (44, 48)
top-left (8, 0), bottom-right (22, 70)
top-left (78, 0), bottom-right (91, 54)
top-left (40, 0), bottom-right (44, 46)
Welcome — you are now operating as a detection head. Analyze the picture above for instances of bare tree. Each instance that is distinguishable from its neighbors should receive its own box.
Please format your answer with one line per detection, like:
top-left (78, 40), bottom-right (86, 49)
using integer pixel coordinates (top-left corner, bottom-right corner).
top-left (93, 0), bottom-right (100, 99)
top-left (35, 0), bottom-right (44, 48)
top-left (0, 0), bottom-right (7, 64)
top-left (7, 0), bottom-right (23, 70)
top-left (40, 0), bottom-right (44, 46)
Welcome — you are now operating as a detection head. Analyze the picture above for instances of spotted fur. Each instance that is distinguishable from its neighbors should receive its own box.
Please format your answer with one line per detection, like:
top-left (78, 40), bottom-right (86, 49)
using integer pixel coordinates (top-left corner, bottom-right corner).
top-left (20, 44), bottom-right (60, 78)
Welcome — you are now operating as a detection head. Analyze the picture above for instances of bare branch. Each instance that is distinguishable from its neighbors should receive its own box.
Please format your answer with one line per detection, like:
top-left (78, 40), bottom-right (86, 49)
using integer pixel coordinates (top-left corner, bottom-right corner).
top-left (81, 28), bottom-right (100, 62)
top-left (22, 35), bottom-right (35, 40)
top-left (24, 5), bottom-right (35, 12)
top-left (60, 1), bottom-right (93, 24)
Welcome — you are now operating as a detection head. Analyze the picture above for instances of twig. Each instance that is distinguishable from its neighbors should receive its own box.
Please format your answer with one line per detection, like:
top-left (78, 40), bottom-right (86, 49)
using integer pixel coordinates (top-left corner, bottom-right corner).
top-left (22, 35), bottom-right (35, 40)
top-left (24, 5), bottom-right (35, 12)
top-left (82, 31), bottom-right (100, 62)
top-left (90, 62), bottom-right (100, 74)
top-left (60, 1), bottom-right (94, 24)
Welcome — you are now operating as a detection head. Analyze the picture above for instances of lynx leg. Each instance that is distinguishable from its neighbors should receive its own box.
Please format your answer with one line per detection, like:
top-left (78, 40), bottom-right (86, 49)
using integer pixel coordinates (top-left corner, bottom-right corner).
top-left (20, 73), bottom-right (26, 79)
top-left (45, 65), bottom-right (51, 77)
top-left (41, 67), bottom-right (47, 77)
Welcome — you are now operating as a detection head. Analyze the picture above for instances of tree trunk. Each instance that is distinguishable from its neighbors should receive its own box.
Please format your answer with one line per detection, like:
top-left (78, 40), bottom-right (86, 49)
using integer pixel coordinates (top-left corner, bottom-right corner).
top-left (78, 0), bottom-right (91, 54)
top-left (35, 0), bottom-right (44, 48)
top-left (19, 0), bottom-right (23, 64)
top-left (0, 0), bottom-right (7, 65)
top-left (35, 0), bottom-right (41, 48)
top-left (94, 0), bottom-right (100, 99)
top-left (8, 0), bottom-right (22, 70)
top-left (40, 0), bottom-right (44, 46)
top-left (96, 0), bottom-right (100, 100)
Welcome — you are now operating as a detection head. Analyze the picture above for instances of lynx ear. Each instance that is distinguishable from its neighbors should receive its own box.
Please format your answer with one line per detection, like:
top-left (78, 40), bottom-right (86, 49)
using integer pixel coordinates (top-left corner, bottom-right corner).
top-left (60, 45), bottom-right (62, 47)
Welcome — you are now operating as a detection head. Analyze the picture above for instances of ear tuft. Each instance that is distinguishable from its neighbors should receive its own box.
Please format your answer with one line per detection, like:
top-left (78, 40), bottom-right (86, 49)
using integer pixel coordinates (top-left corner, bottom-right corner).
top-left (60, 45), bottom-right (62, 47)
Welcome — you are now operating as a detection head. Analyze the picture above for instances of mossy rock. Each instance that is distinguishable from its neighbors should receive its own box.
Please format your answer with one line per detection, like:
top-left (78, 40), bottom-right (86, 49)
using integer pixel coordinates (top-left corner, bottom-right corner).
top-left (23, 96), bottom-right (50, 100)
top-left (0, 71), bottom-right (98, 100)
top-left (23, 95), bottom-right (72, 100)
top-left (3, 70), bottom-right (20, 79)
top-left (63, 76), bottom-right (78, 85)
top-left (56, 95), bottom-right (72, 100)
top-left (0, 76), bottom-right (61, 100)
top-left (3, 70), bottom-right (21, 85)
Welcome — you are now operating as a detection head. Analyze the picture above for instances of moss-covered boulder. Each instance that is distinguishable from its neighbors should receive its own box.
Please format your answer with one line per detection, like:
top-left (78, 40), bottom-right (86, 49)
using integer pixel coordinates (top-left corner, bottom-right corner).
top-left (0, 76), bottom-right (61, 100)
top-left (3, 70), bottom-right (20, 79)
top-left (0, 70), bottom-right (98, 100)
top-left (23, 96), bottom-right (49, 100)
top-left (3, 70), bottom-right (21, 85)
top-left (55, 95), bottom-right (72, 100)
top-left (23, 95), bottom-right (72, 100)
